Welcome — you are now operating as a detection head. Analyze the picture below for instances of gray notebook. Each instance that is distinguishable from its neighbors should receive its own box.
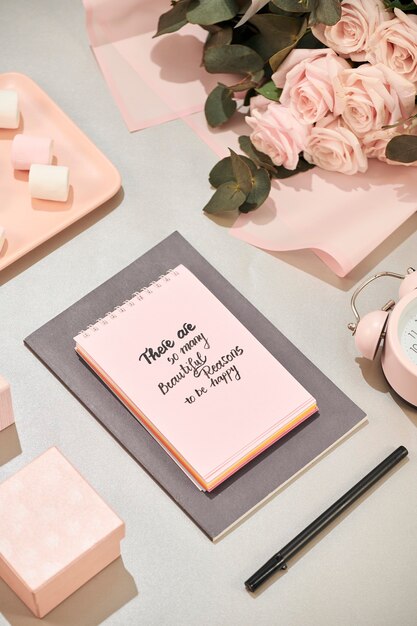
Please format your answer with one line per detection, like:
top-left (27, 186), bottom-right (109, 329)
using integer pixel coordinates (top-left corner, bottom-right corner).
top-left (24, 232), bottom-right (366, 541)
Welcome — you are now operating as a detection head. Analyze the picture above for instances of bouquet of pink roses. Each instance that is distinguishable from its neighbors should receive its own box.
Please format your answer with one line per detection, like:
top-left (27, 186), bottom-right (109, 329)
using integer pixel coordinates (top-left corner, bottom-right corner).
top-left (156, 1), bottom-right (417, 214)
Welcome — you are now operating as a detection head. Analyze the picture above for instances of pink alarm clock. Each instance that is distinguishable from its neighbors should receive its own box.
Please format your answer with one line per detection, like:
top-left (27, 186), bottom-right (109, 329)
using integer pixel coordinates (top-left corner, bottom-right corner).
top-left (348, 267), bottom-right (417, 407)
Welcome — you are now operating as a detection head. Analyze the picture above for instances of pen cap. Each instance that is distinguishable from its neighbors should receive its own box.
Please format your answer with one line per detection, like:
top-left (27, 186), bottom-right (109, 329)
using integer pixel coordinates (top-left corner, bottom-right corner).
top-left (245, 555), bottom-right (286, 592)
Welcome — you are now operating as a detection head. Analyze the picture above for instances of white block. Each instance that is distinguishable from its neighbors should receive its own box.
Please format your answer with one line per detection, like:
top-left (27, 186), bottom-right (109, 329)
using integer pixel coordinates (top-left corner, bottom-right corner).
top-left (29, 164), bottom-right (70, 202)
top-left (0, 90), bottom-right (20, 129)
top-left (0, 375), bottom-right (14, 431)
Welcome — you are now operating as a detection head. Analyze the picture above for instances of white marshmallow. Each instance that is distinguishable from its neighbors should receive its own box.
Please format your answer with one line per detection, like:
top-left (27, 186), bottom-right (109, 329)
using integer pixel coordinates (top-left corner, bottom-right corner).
top-left (0, 90), bottom-right (19, 129)
top-left (29, 164), bottom-right (70, 202)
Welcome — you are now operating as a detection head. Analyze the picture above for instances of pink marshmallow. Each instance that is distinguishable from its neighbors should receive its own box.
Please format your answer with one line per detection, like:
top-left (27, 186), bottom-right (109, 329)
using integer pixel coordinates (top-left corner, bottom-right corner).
top-left (11, 134), bottom-right (53, 170)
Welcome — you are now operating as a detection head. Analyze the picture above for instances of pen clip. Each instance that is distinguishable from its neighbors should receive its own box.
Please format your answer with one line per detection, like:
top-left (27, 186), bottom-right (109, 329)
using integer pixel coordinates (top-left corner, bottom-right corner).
top-left (276, 553), bottom-right (287, 570)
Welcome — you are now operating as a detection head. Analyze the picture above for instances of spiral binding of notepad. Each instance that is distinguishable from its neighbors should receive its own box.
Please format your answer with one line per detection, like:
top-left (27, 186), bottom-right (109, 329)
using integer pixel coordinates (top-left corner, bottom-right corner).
top-left (79, 268), bottom-right (180, 338)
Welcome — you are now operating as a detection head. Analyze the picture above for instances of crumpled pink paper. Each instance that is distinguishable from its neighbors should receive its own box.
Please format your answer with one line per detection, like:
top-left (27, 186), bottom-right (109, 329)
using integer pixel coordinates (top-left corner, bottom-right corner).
top-left (186, 111), bottom-right (417, 277)
top-left (83, 0), bottom-right (417, 277)
top-left (83, 0), bottom-right (236, 131)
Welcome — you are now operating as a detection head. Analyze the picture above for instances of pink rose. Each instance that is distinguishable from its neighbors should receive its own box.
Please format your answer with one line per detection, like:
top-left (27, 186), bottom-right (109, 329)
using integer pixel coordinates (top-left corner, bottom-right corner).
top-left (304, 115), bottom-right (368, 175)
top-left (249, 94), bottom-right (271, 116)
top-left (334, 63), bottom-right (416, 137)
top-left (311, 0), bottom-right (392, 62)
top-left (367, 9), bottom-right (417, 84)
top-left (246, 103), bottom-right (311, 170)
top-left (272, 49), bottom-right (350, 125)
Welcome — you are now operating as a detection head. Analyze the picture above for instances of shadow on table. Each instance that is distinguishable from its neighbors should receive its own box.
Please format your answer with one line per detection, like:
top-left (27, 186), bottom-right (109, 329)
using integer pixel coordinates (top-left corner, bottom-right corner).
top-left (388, 388), bottom-right (417, 425)
top-left (0, 424), bottom-right (22, 466)
top-left (356, 356), bottom-right (417, 424)
top-left (0, 188), bottom-right (124, 288)
top-left (0, 557), bottom-right (137, 626)
top-left (355, 357), bottom-right (391, 395)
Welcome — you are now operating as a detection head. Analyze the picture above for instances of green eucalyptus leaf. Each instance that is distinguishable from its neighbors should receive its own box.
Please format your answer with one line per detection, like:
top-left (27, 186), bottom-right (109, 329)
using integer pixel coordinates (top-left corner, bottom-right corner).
top-left (154, 0), bottom-right (191, 37)
top-left (204, 25), bottom-right (233, 51)
top-left (296, 155), bottom-right (316, 172)
top-left (243, 87), bottom-right (257, 106)
top-left (248, 14), bottom-right (305, 61)
top-left (204, 44), bottom-right (264, 75)
top-left (239, 200), bottom-right (258, 213)
top-left (243, 156), bottom-right (258, 176)
top-left (187, 0), bottom-right (238, 25)
top-left (255, 80), bottom-right (282, 101)
top-left (268, 17), bottom-right (307, 71)
top-left (230, 149), bottom-right (253, 195)
top-left (209, 157), bottom-right (235, 187)
top-left (227, 79), bottom-right (256, 92)
top-left (386, 135), bottom-right (417, 163)
top-left (251, 69), bottom-right (265, 83)
top-left (205, 84), bottom-right (236, 127)
top-left (268, 1), bottom-right (297, 14)
top-left (296, 28), bottom-right (327, 48)
top-left (240, 168), bottom-right (271, 212)
top-left (209, 155), bottom-right (257, 188)
top-left (239, 135), bottom-right (277, 172)
top-left (309, 0), bottom-right (341, 26)
top-left (271, 0), bottom-right (311, 12)
top-left (384, 1), bottom-right (417, 9)
top-left (238, 201), bottom-right (257, 213)
top-left (203, 182), bottom-right (247, 214)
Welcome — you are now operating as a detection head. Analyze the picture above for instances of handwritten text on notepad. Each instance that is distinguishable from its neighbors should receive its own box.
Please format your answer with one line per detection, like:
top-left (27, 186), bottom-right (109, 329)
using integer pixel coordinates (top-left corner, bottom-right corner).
top-left (137, 321), bottom-right (244, 404)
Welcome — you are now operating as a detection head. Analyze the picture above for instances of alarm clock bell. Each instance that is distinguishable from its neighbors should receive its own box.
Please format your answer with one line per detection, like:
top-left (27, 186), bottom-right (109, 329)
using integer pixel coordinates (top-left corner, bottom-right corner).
top-left (348, 267), bottom-right (417, 407)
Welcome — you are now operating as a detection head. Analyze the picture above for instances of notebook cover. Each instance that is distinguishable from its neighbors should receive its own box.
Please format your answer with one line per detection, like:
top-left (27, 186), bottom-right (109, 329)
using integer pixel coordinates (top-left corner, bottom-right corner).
top-left (24, 232), bottom-right (366, 541)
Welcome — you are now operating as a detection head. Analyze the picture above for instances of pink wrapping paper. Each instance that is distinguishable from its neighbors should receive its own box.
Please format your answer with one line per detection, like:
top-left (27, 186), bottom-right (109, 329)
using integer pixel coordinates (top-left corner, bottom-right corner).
top-left (83, 0), bottom-right (237, 131)
top-left (83, 1), bottom-right (417, 277)
top-left (186, 111), bottom-right (417, 277)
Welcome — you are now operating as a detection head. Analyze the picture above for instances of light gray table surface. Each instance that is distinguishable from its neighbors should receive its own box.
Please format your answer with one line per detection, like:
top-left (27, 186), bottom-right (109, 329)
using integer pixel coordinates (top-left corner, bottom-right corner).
top-left (1, 2), bottom-right (417, 625)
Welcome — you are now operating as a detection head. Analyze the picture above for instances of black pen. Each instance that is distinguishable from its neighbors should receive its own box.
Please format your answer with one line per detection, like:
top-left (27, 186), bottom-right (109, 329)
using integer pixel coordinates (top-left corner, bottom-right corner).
top-left (245, 445), bottom-right (408, 592)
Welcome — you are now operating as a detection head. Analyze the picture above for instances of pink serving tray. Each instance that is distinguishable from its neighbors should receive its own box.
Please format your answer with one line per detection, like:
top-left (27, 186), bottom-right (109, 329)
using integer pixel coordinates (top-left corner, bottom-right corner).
top-left (0, 73), bottom-right (121, 271)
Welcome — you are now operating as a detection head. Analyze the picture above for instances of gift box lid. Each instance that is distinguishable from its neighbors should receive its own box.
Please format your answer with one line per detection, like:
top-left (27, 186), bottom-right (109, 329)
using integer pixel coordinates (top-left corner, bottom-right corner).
top-left (0, 447), bottom-right (125, 592)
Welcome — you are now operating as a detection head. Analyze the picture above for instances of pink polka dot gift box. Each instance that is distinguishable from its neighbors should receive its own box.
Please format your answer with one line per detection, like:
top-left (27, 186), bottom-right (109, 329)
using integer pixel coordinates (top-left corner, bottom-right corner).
top-left (0, 447), bottom-right (125, 617)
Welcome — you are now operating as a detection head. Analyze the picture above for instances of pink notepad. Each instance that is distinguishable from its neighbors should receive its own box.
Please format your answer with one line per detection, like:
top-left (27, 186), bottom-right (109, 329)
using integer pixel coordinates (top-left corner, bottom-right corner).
top-left (74, 265), bottom-right (317, 491)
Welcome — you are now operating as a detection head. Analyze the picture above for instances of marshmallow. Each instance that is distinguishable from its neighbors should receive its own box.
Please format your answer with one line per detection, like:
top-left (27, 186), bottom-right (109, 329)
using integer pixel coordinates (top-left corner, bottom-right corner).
top-left (0, 226), bottom-right (5, 252)
top-left (12, 134), bottom-right (53, 170)
top-left (0, 90), bottom-right (19, 129)
top-left (29, 164), bottom-right (70, 202)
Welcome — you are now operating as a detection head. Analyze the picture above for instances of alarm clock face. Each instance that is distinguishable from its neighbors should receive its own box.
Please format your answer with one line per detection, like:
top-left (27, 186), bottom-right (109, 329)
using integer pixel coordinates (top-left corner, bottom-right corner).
top-left (399, 299), bottom-right (417, 366)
